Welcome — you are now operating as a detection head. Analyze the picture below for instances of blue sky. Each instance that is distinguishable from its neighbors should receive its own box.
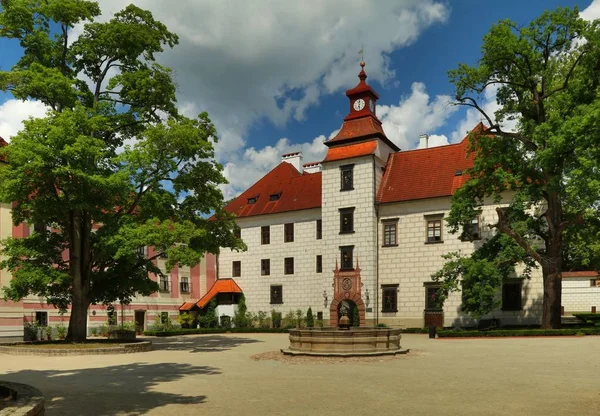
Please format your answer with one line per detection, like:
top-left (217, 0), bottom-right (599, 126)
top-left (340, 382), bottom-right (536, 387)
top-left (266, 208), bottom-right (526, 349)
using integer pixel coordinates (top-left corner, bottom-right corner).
top-left (0, 0), bottom-right (596, 198)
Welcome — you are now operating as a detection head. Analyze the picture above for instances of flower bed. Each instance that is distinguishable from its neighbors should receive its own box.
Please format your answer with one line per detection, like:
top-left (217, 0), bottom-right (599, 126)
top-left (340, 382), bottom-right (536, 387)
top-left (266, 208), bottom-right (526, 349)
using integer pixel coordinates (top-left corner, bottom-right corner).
top-left (143, 328), bottom-right (292, 337)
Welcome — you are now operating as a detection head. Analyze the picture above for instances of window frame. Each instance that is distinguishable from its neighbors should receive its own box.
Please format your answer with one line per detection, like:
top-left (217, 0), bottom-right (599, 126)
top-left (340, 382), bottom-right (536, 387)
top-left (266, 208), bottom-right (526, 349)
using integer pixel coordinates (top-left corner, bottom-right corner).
top-left (502, 280), bottom-right (523, 311)
top-left (270, 285), bottom-right (283, 305)
top-left (382, 218), bottom-right (398, 247)
top-left (284, 257), bottom-right (294, 275)
top-left (339, 207), bottom-right (355, 234)
top-left (381, 284), bottom-right (398, 313)
top-left (35, 311), bottom-right (48, 327)
top-left (316, 255), bottom-right (323, 273)
top-left (424, 284), bottom-right (443, 311)
top-left (316, 219), bottom-right (322, 240)
top-left (425, 214), bottom-right (444, 244)
top-left (340, 164), bottom-right (354, 191)
top-left (284, 223), bottom-right (294, 243)
top-left (461, 215), bottom-right (482, 241)
top-left (261, 259), bottom-right (270, 276)
top-left (159, 275), bottom-right (170, 292)
top-left (261, 225), bottom-right (270, 245)
top-left (340, 245), bottom-right (354, 271)
top-left (180, 276), bottom-right (190, 293)
top-left (232, 261), bottom-right (241, 278)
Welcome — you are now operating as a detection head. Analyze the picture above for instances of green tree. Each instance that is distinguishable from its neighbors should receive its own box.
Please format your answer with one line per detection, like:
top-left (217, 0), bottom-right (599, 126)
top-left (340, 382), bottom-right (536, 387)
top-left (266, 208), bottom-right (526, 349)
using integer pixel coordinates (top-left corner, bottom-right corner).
top-left (352, 305), bottom-right (360, 327)
top-left (436, 7), bottom-right (600, 328)
top-left (0, 1), bottom-right (242, 341)
top-left (233, 294), bottom-right (248, 328)
top-left (306, 307), bottom-right (314, 328)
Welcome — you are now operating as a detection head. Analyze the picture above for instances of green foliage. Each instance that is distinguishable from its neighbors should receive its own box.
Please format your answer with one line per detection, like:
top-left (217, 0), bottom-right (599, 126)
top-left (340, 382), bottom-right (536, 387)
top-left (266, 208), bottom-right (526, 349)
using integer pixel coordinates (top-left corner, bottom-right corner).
top-left (295, 309), bottom-right (304, 328)
top-left (352, 306), bottom-right (360, 327)
top-left (90, 327), bottom-right (98, 337)
top-left (0, 0), bottom-right (243, 342)
top-left (143, 327), bottom-right (290, 337)
top-left (177, 312), bottom-right (194, 327)
top-left (150, 315), bottom-right (178, 332)
top-left (376, 323), bottom-right (389, 329)
top-left (440, 6), bottom-right (600, 328)
top-left (282, 311), bottom-right (296, 329)
top-left (45, 325), bottom-right (53, 339)
top-left (257, 310), bottom-right (268, 328)
top-left (306, 307), bottom-right (314, 328)
top-left (55, 324), bottom-right (67, 340)
top-left (24, 321), bottom-right (39, 341)
top-left (437, 328), bottom-right (600, 338)
top-left (219, 315), bottom-right (232, 329)
top-left (271, 310), bottom-right (282, 328)
top-left (98, 324), bottom-right (109, 337)
top-left (573, 313), bottom-right (600, 323)
top-left (233, 294), bottom-right (248, 328)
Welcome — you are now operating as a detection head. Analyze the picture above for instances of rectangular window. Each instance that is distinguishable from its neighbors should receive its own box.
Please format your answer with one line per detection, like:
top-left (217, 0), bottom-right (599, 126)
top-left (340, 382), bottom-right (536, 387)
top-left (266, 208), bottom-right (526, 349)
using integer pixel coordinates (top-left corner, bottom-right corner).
top-left (461, 215), bottom-right (481, 241)
top-left (35, 311), bottom-right (48, 327)
top-left (269, 193), bottom-right (281, 201)
top-left (284, 223), bottom-right (294, 242)
top-left (383, 220), bottom-right (398, 246)
top-left (270, 285), bottom-right (283, 304)
top-left (340, 245), bottom-right (354, 271)
top-left (34, 222), bottom-right (46, 234)
top-left (160, 312), bottom-right (169, 324)
top-left (261, 226), bottom-right (270, 245)
top-left (316, 255), bottom-right (322, 273)
top-left (180, 277), bottom-right (190, 293)
top-left (425, 285), bottom-right (442, 311)
top-left (261, 259), bottom-right (270, 276)
top-left (232, 261), bottom-right (241, 277)
top-left (159, 275), bottom-right (170, 292)
top-left (316, 220), bottom-right (322, 240)
top-left (382, 285), bottom-right (398, 313)
top-left (135, 246), bottom-right (146, 257)
top-left (247, 197), bottom-right (257, 204)
top-left (426, 216), bottom-right (443, 243)
top-left (339, 207), bottom-right (355, 234)
top-left (317, 311), bottom-right (323, 321)
top-left (340, 164), bottom-right (354, 191)
top-left (284, 257), bottom-right (294, 275)
top-left (502, 281), bottom-right (522, 311)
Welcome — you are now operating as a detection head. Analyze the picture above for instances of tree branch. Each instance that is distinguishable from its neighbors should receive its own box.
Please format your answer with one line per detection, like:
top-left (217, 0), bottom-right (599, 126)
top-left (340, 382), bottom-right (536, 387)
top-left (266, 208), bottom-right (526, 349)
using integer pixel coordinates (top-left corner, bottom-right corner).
top-left (495, 207), bottom-right (543, 265)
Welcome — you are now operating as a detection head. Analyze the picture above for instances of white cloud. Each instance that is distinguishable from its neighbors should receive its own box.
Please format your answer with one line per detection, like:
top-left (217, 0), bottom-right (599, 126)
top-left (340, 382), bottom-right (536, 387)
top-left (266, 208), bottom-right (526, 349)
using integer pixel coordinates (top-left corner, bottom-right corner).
top-left (581, 0), bottom-right (600, 21)
top-left (377, 82), bottom-right (457, 150)
top-left (0, 99), bottom-right (48, 141)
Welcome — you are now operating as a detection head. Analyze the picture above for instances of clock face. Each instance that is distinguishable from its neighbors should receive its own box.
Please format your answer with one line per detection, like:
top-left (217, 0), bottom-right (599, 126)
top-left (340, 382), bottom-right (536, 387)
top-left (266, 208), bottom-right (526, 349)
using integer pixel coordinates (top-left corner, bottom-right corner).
top-left (369, 99), bottom-right (375, 113)
top-left (353, 98), bottom-right (365, 111)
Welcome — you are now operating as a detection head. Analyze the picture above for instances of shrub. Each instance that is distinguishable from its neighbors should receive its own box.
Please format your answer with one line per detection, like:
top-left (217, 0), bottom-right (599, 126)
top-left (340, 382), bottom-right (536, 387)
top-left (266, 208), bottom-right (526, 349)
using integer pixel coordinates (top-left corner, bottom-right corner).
top-left (24, 322), bottom-right (39, 341)
top-left (177, 312), bottom-right (194, 328)
top-left (282, 311), bottom-right (296, 329)
top-left (56, 324), bottom-right (67, 340)
top-left (271, 310), bottom-right (282, 328)
top-left (143, 327), bottom-right (291, 336)
top-left (220, 315), bottom-right (232, 329)
top-left (98, 324), bottom-right (109, 337)
top-left (246, 311), bottom-right (257, 328)
top-left (306, 307), bottom-right (314, 328)
top-left (257, 311), bottom-right (268, 328)
top-left (376, 323), bottom-right (388, 328)
top-left (295, 309), bottom-right (304, 328)
top-left (437, 328), bottom-right (600, 338)
top-left (316, 318), bottom-right (324, 328)
top-left (150, 316), bottom-right (179, 332)
top-left (44, 325), bottom-right (53, 340)
top-left (91, 327), bottom-right (98, 337)
top-left (234, 294), bottom-right (249, 328)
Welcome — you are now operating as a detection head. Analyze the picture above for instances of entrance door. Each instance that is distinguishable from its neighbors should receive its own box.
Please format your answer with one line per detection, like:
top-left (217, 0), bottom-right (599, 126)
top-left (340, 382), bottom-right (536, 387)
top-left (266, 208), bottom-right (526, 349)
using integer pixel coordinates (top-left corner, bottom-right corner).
top-left (134, 310), bottom-right (145, 333)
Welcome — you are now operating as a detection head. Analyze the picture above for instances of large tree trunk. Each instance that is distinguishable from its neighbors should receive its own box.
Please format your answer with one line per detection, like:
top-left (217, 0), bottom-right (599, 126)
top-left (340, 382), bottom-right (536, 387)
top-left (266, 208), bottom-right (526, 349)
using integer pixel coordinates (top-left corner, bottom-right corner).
top-left (541, 262), bottom-right (562, 329)
top-left (65, 211), bottom-right (92, 342)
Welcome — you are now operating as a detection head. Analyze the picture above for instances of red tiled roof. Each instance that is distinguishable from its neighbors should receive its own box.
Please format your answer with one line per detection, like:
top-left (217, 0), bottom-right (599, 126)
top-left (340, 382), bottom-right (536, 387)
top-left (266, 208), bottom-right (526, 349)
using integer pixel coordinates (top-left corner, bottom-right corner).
top-left (224, 162), bottom-right (322, 218)
top-left (179, 302), bottom-right (196, 311)
top-left (562, 271), bottom-right (598, 278)
top-left (327, 116), bottom-right (387, 145)
top-left (196, 278), bottom-right (243, 309)
top-left (323, 140), bottom-right (378, 162)
top-left (377, 131), bottom-right (477, 204)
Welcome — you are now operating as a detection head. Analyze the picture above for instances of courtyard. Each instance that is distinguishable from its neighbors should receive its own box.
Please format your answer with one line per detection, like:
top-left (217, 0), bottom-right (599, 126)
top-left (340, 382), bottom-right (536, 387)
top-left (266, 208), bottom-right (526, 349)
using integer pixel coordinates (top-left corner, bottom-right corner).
top-left (0, 334), bottom-right (599, 415)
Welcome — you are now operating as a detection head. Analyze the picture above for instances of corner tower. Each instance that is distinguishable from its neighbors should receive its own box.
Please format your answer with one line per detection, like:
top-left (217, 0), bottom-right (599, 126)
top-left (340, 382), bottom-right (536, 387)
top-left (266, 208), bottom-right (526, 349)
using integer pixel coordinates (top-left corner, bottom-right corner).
top-left (321, 62), bottom-right (397, 326)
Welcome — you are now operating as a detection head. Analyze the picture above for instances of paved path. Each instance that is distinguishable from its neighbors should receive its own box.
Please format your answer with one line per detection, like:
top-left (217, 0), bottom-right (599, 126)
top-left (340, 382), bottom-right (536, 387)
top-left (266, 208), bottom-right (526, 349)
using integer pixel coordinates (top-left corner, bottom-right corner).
top-left (1, 333), bottom-right (599, 415)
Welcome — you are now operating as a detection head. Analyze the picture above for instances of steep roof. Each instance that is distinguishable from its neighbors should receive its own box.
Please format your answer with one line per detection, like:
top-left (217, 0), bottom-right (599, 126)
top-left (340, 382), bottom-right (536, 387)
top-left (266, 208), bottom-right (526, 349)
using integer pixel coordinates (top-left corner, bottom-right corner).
top-left (377, 133), bottom-right (476, 204)
top-left (326, 116), bottom-right (389, 146)
top-left (195, 278), bottom-right (243, 309)
top-left (562, 271), bottom-right (598, 278)
top-left (323, 140), bottom-right (378, 163)
top-left (224, 162), bottom-right (322, 219)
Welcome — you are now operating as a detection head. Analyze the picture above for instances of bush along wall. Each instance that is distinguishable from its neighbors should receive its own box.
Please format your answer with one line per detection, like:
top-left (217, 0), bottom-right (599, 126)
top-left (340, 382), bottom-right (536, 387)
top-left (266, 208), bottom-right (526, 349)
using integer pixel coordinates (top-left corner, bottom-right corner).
top-left (143, 328), bottom-right (290, 337)
top-left (437, 328), bottom-right (600, 338)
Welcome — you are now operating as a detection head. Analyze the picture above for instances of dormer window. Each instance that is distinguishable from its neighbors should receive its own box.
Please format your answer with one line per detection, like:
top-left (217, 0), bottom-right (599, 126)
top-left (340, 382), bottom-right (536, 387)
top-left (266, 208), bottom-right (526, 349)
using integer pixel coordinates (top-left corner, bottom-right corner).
top-left (247, 196), bottom-right (258, 204)
top-left (269, 193), bottom-right (281, 201)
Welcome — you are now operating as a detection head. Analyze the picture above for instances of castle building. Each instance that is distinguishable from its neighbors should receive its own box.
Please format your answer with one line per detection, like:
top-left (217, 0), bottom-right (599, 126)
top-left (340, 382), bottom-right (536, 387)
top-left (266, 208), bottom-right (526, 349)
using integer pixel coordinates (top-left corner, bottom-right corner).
top-left (218, 62), bottom-right (552, 328)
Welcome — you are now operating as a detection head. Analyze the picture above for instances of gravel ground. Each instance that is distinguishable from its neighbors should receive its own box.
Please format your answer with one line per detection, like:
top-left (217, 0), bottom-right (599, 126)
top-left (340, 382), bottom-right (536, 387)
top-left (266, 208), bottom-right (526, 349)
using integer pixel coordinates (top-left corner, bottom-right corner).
top-left (0, 333), bottom-right (599, 416)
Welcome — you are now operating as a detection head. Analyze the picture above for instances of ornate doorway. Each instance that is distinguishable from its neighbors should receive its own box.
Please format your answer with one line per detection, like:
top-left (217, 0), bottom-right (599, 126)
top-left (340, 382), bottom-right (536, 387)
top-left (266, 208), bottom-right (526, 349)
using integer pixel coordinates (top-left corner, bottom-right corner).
top-left (329, 260), bottom-right (365, 327)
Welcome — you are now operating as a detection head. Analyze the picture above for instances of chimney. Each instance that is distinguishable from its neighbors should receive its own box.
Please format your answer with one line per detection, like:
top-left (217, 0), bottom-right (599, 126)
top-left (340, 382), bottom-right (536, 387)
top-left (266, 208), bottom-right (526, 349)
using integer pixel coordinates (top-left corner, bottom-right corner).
top-left (281, 152), bottom-right (303, 173)
top-left (303, 162), bottom-right (321, 174)
top-left (419, 134), bottom-right (429, 149)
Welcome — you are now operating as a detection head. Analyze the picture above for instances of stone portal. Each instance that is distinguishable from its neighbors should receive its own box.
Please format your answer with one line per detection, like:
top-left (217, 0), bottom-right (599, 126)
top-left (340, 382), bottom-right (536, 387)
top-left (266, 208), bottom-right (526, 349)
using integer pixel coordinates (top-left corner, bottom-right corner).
top-left (329, 260), bottom-right (365, 327)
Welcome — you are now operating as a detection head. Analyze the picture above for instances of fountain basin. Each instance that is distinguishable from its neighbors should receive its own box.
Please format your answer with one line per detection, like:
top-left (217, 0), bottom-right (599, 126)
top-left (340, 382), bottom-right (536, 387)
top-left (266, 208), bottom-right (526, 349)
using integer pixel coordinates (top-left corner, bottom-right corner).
top-left (282, 327), bottom-right (407, 357)
top-left (0, 381), bottom-right (44, 415)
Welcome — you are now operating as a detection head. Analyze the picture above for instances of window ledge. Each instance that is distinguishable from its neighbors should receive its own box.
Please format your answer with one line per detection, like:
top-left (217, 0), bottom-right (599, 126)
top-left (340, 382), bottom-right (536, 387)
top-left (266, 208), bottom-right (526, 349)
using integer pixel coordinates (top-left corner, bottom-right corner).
top-left (382, 244), bottom-right (398, 248)
top-left (339, 231), bottom-right (356, 235)
top-left (424, 309), bottom-right (443, 312)
top-left (340, 268), bottom-right (355, 272)
top-left (381, 310), bottom-right (398, 313)
top-left (270, 302), bottom-right (284, 305)
top-left (340, 188), bottom-right (355, 192)
top-left (424, 241), bottom-right (444, 245)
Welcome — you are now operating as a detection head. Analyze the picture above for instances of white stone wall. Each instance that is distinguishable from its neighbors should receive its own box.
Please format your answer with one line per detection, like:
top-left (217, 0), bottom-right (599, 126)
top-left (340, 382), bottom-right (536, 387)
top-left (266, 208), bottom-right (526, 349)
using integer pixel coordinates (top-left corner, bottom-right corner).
top-left (219, 209), bottom-right (326, 317)
top-left (321, 155), bottom-right (379, 322)
top-left (562, 278), bottom-right (600, 313)
top-left (377, 197), bottom-right (544, 328)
